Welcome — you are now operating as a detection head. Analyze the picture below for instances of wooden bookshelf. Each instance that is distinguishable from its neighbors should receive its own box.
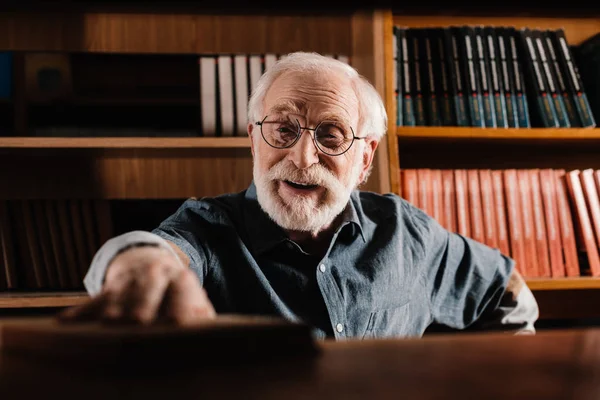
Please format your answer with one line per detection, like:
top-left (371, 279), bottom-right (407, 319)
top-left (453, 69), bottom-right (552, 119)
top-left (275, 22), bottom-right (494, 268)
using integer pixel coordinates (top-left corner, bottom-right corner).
top-left (526, 277), bottom-right (600, 291)
top-left (0, 292), bottom-right (88, 308)
top-left (0, 137), bottom-right (251, 149)
top-left (396, 127), bottom-right (600, 141)
top-left (383, 10), bottom-right (600, 321)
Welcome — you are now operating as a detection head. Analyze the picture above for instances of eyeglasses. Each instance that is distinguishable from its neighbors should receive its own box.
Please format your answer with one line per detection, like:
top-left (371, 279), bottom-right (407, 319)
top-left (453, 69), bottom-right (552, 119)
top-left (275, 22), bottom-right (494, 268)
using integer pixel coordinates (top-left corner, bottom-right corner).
top-left (255, 114), bottom-right (365, 156)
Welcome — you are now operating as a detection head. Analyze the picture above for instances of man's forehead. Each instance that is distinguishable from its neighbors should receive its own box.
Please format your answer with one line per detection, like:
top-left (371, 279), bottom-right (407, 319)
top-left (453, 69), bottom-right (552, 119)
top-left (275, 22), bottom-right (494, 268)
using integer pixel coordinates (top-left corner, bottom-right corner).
top-left (265, 73), bottom-right (359, 122)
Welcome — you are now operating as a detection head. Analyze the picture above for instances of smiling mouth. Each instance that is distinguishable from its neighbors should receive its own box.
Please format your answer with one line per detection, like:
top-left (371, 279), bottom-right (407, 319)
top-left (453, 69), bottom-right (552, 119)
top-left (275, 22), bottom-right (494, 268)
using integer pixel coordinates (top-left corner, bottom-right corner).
top-left (283, 180), bottom-right (319, 190)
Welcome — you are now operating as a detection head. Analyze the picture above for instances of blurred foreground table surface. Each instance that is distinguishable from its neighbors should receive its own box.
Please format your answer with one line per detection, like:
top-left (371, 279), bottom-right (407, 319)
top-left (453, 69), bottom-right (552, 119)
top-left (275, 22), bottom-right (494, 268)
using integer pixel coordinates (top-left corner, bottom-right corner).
top-left (1, 317), bottom-right (600, 400)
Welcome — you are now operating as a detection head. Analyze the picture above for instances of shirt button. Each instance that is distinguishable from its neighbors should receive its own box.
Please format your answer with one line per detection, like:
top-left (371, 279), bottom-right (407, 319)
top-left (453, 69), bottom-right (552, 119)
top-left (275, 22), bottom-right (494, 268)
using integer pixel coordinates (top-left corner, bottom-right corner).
top-left (319, 264), bottom-right (326, 273)
top-left (336, 323), bottom-right (344, 333)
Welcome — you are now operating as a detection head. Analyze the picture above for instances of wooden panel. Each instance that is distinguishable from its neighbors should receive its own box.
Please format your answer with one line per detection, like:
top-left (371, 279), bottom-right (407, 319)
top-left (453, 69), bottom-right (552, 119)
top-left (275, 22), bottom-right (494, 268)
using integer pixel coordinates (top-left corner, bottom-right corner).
top-left (0, 148), bottom-right (253, 199)
top-left (392, 15), bottom-right (600, 45)
top-left (533, 289), bottom-right (600, 320)
top-left (0, 137), bottom-right (251, 148)
top-left (527, 278), bottom-right (600, 291)
top-left (0, 291), bottom-right (88, 308)
top-left (0, 12), bottom-right (83, 51)
top-left (398, 140), bottom-right (600, 170)
top-left (0, 12), bottom-right (353, 55)
top-left (351, 10), bottom-right (390, 195)
top-left (398, 127), bottom-right (600, 141)
top-left (383, 11), bottom-right (400, 195)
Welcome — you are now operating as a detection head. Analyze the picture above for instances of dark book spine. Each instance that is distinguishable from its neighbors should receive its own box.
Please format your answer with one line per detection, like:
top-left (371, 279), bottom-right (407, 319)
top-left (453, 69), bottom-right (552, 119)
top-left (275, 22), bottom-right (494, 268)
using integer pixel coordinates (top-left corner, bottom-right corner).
top-left (432, 28), bottom-right (454, 126)
top-left (553, 29), bottom-right (596, 127)
top-left (393, 26), bottom-right (403, 126)
top-left (506, 28), bottom-right (531, 127)
top-left (542, 30), bottom-right (579, 127)
top-left (474, 26), bottom-right (497, 127)
top-left (457, 26), bottom-right (484, 127)
top-left (484, 27), bottom-right (507, 127)
top-left (542, 30), bottom-right (581, 127)
top-left (496, 28), bottom-right (518, 127)
top-left (444, 28), bottom-right (469, 126)
top-left (421, 29), bottom-right (442, 126)
top-left (534, 30), bottom-right (570, 127)
top-left (398, 28), bottom-right (416, 127)
top-left (519, 28), bottom-right (559, 127)
top-left (408, 29), bottom-right (427, 126)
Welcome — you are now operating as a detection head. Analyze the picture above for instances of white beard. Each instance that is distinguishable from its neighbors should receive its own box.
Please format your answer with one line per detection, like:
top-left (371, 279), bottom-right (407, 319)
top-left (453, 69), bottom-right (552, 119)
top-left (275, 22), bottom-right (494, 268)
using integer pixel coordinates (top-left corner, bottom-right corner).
top-left (253, 147), bottom-right (363, 234)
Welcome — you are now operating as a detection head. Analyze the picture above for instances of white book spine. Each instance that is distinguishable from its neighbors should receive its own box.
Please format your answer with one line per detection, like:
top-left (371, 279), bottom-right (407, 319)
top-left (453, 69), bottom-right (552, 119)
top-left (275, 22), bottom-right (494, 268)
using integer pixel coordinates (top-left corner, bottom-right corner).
top-left (200, 56), bottom-right (216, 136)
top-left (264, 54), bottom-right (277, 72)
top-left (249, 55), bottom-right (263, 95)
top-left (234, 55), bottom-right (249, 136)
top-left (218, 55), bottom-right (234, 137)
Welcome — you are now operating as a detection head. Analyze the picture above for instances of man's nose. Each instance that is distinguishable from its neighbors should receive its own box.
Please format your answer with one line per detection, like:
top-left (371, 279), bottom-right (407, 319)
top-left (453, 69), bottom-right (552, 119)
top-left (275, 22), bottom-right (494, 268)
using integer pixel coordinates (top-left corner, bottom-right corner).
top-left (287, 130), bottom-right (320, 170)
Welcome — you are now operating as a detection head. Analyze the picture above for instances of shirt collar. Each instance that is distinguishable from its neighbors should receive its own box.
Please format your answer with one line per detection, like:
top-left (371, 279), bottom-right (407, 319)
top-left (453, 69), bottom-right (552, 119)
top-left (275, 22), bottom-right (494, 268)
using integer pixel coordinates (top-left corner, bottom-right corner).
top-left (242, 182), bottom-right (368, 255)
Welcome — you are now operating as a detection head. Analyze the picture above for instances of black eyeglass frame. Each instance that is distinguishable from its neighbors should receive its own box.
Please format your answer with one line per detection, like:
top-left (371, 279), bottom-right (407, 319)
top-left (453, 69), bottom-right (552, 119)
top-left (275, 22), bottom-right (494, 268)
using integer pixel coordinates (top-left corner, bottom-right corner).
top-left (254, 115), bottom-right (366, 156)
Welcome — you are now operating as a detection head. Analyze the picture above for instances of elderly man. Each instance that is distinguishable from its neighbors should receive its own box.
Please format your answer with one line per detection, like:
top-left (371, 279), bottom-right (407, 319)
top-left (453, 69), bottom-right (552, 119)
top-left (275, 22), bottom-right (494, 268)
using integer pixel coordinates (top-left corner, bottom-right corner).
top-left (62, 52), bottom-right (538, 338)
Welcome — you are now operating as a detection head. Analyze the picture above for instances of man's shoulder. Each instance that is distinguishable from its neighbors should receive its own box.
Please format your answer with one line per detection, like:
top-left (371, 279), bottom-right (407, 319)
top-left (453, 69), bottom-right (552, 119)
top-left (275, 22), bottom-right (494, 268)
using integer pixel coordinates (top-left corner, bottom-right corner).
top-left (163, 190), bottom-right (247, 226)
top-left (355, 190), bottom-right (434, 228)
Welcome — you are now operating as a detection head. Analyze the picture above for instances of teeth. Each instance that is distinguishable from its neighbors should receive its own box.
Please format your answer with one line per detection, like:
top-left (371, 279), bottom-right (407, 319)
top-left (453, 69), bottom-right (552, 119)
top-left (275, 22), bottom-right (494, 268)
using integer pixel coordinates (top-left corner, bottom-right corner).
top-left (290, 180), bottom-right (311, 186)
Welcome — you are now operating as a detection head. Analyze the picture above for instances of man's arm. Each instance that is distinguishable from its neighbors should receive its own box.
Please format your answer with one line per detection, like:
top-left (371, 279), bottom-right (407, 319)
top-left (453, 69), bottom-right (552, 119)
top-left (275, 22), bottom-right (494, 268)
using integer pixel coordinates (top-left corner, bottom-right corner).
top-left (414, 207), bottom-right (539, 334)
top-left (468, 269), bottom-right (539, 334)
top-left (83, 230), bottom-right (186, 296)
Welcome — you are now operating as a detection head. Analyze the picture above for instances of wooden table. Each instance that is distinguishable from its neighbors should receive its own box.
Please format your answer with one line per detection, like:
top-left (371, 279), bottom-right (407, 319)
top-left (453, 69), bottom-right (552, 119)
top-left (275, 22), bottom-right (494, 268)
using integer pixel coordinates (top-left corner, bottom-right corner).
top-left (1, 326), bottom-right (600, 399)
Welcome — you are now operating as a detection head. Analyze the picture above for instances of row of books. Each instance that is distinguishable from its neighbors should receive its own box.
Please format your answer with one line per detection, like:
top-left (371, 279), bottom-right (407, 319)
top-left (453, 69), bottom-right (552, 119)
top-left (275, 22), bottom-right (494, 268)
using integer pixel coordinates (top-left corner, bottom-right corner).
top-left (199, 53), bottom-right (349, 137)
top-left (0, 51), bottom-right (351, 138)
top-left (400, 168), bottom-right (600, 278)
top-left (0, 199), bottom-right (112, 290)
top-left (392, 26), bottom-right (597, 128)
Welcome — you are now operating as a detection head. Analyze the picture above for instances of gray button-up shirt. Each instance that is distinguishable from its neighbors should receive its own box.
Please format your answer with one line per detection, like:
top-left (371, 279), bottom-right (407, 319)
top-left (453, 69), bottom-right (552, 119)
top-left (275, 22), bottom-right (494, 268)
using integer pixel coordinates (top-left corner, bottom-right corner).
top-left (89, 182), bottom-right (531, 339)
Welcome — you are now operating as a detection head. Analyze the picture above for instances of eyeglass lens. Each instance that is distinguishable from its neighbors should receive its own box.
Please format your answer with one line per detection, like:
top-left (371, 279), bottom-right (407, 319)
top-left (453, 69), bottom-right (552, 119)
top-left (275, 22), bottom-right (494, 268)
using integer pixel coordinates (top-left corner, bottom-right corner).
top-left (260, 114), bottom-right (354, 155)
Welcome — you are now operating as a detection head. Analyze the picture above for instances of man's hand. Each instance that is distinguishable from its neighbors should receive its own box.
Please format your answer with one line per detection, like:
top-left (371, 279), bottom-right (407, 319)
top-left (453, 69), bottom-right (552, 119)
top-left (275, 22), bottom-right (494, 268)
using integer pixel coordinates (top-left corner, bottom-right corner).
top-left (59, 246), bottom-right (216, 325)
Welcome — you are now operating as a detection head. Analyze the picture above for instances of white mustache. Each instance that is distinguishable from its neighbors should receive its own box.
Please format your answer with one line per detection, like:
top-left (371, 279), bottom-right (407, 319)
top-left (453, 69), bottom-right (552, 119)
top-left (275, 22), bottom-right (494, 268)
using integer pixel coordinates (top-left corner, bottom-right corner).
top-left (265, 160), bottom-right (341, 191)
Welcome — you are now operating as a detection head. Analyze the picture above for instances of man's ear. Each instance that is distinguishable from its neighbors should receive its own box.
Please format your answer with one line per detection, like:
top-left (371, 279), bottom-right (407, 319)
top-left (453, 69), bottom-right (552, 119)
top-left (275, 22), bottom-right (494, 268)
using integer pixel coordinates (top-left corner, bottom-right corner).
top-left (248, 123), bottom-right (255, 157)
top-left (358, 138), bottom-right (379, 183)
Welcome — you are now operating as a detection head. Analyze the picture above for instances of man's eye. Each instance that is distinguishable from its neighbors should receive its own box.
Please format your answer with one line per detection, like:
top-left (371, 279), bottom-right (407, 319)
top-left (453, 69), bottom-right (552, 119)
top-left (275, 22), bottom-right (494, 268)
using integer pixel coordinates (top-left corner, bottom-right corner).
top-left (276, 127), bottom-right (296, 133)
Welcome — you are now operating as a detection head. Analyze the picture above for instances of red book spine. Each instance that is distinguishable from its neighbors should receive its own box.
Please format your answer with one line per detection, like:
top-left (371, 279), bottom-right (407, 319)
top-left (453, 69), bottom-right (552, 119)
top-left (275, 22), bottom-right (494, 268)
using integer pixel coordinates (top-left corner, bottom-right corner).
top-left (581, 169), bottom-right (600, 249)
top-left (454, 169), bottom-right (470, 237)
top-left (441, 170), bottom-right (456, 232)
top-left (529, 169), bottom-right (551, 278)
top-left (430, 169), bottom-right (443, 225)
top-left (566, 170), bottom-right (600, 276)
top-left (539, 169), bottom-right (565, 277)
top-left (418, 169), bottom-right (433, 215)
top-left (467, 170), bottom-right (485, 244)
top-left (492, 170), bottom-right (510, 257)
top-left (479, 169), bottom-right (498, 249)
top-left (401, 169), bottom-right (419, 207)
top-left (517, 170), bottom-right (539, 278)
top-left (555, 170), bottom-right (581, 277)
top-left (503, 169), bottom-right (525, 275)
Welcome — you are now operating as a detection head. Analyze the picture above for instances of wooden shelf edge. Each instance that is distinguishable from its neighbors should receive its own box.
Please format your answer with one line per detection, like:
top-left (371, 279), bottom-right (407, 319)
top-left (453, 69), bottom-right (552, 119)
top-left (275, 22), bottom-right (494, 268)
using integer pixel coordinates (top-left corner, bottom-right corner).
top-left (0, 137), bottom-right (251, 149)
top-left (396, 127), bottom-right (600, 140)
top-left (526, 277), bottom-right (600, 291)
top-left (0, 292), bottom-right (89, 308)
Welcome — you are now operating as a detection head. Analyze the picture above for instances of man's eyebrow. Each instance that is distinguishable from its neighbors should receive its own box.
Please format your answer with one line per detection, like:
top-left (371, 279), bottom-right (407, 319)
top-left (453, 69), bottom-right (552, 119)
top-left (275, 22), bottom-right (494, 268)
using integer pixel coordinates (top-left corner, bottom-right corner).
top-left (268, 101), bottom-right (305, 115)
top-left (317, 112), bottom-right (351, 126)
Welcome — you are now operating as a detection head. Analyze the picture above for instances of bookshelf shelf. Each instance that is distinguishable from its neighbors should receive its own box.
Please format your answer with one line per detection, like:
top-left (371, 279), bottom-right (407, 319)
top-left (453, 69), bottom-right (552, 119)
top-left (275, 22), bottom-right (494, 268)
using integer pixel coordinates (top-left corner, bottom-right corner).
top-left (0, 292), bottom-right (89, 308)
top-left (396, 127), bottom-right (600, 141)
top-left (526, 277), bottom-right (600, 291)
top-left (0, 137), bottom-right (251, 149)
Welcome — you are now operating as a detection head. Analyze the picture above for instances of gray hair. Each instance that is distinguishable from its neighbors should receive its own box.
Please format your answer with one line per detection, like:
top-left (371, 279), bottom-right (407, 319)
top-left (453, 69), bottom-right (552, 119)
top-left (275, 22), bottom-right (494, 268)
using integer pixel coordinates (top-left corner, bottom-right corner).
top-left (247, 52), bottom-right (387, 141)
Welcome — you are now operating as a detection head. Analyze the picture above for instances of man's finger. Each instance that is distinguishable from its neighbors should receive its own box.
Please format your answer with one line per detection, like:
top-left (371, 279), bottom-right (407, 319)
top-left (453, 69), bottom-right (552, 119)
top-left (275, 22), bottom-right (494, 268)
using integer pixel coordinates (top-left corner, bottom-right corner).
top-left (57, 294), bottom-right (108, 323)
top-left (165, 268), bottom-right (215, 325)
top-left (123, 263), bottom-right (173, 324)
